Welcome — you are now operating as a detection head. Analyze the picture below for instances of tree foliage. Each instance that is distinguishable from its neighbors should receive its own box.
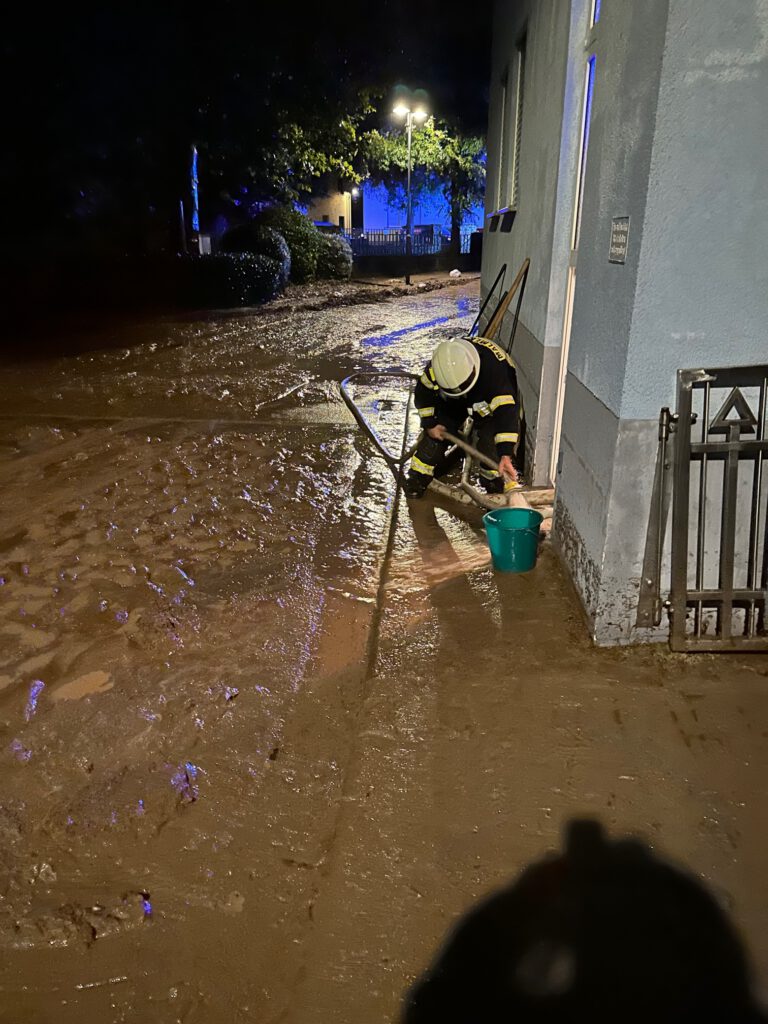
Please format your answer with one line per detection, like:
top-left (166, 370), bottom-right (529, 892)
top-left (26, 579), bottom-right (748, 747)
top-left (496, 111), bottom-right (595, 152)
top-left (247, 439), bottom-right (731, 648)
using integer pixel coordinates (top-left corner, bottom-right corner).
top-left (203, 91), bottom-right (378, 214)
top-left (365, 118), bottom-right (485, 251)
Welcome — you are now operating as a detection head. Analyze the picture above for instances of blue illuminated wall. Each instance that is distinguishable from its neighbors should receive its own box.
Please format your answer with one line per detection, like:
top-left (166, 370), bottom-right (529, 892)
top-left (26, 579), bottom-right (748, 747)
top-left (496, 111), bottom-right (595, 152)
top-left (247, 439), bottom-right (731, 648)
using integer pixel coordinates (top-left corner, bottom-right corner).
top-left (362, 182), bottom-right (484, 232)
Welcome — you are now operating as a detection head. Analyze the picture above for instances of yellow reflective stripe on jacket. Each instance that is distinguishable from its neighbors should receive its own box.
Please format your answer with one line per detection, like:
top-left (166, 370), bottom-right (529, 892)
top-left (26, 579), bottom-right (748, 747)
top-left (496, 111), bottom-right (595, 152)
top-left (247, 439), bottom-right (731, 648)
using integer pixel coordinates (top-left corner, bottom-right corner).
top-left (420, 372), bottom-right (439, 391)
top-left (417, 407), bottom-right (435, 418)
top-left (473, 401), bottom-right (491, 417)
top-left (410, 456), bottom-right (435, 477)
top-left (475, 337), bottom-right (516, 367)
top-left (479, 467), bottom-right (500, 479)
top-left (494, 432), bottom-right (519, 444)
top-left (490, 394), bottom-right (516, 412)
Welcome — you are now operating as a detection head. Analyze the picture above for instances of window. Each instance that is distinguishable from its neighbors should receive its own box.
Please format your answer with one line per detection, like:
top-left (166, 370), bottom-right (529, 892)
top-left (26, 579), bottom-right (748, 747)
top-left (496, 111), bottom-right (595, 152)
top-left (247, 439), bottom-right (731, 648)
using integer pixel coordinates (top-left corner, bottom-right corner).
top-left (572, 55), bottom-right (596, 250)
top-left (511, 32), bottom-right (527, 208)
top-left (501, 210), bottom-right (516, 232)
top-left (494, 28), bottom-right (527, 212)
top-left (496, 66), bottom-right (510, 209)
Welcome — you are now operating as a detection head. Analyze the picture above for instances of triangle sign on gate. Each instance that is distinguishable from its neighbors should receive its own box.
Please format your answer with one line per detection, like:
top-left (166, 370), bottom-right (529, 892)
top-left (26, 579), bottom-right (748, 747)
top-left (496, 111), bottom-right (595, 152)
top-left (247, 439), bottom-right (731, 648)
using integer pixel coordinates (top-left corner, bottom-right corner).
top-left (709, 387), bottom-right (758, 434)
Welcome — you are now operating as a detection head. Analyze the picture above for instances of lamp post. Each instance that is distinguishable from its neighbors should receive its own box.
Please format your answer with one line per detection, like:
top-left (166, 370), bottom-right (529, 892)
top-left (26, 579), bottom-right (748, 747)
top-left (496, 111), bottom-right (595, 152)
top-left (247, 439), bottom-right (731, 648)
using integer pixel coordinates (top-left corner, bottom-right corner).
top-left (393, 103), bottom-right (427, 285)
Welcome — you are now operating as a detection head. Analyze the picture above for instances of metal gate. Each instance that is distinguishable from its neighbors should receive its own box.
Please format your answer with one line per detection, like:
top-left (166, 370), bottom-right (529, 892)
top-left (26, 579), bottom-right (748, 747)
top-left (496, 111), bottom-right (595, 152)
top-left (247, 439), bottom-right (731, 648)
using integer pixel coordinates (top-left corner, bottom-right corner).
top-left (639, 365), bottom-right (768, 651)
top-left (671, 366), bottom-right (768, 650)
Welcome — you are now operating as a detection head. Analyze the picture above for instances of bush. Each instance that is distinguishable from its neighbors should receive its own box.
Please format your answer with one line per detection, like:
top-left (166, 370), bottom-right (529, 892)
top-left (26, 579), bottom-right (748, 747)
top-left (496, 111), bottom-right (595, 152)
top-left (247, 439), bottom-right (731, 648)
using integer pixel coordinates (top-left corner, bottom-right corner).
top-left (316, 232), bottom-right (353, 280)
top-left (254, 206), bottom-right (321, 283)
top-left (219, 224), bottom-right (291, 290)
top-left (179, 252), bottom-right (282, 308)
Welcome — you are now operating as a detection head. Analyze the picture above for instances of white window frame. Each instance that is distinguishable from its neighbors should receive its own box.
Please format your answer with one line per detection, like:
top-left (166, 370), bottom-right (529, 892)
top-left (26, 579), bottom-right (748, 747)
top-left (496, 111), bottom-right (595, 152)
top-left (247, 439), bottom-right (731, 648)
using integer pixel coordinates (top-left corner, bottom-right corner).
top-left (510, 31), bottom-right (527, 209)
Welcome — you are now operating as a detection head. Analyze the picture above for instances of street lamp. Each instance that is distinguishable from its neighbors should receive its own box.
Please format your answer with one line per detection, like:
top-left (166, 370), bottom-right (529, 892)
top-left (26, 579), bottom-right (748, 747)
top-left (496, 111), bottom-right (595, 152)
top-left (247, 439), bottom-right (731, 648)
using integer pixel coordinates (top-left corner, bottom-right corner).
top-left (392, 103), bottom-right (428, 284)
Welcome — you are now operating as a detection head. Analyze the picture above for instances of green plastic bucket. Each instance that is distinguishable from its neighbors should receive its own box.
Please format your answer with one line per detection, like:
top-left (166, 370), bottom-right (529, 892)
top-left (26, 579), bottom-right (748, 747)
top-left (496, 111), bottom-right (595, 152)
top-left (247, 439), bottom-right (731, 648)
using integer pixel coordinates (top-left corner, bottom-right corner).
top-left (483, 507), bottom-right (543, 573)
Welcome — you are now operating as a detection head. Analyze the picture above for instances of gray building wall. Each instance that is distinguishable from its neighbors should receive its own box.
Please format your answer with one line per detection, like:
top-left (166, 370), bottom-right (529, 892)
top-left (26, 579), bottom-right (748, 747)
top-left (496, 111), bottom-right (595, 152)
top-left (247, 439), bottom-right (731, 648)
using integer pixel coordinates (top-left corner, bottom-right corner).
top-left (555, 0), bottom-right (671, 641)
top-left (559, 0), bottom-right (768, 644)
top-left (622, 0), bottom-right (768, 420)
top-left (483, 0), bottom-right (768, 644)
top-left (482, 0), bottom-right (586, 485)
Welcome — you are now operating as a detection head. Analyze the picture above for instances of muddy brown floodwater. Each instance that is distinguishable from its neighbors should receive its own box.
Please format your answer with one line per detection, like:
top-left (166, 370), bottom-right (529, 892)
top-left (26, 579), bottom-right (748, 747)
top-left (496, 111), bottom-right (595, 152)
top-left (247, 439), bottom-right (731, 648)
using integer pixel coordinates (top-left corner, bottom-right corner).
top-left (0, 282), bottom-right (767, 1022)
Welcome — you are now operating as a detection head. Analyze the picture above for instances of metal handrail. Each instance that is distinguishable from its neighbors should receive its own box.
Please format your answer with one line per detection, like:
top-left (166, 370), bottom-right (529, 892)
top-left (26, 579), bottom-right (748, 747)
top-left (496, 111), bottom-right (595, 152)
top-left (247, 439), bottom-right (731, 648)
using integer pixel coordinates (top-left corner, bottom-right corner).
top-left (469, 263), bottom-right (506, 338)
top-left (484, 257), bottom-right (530, 349)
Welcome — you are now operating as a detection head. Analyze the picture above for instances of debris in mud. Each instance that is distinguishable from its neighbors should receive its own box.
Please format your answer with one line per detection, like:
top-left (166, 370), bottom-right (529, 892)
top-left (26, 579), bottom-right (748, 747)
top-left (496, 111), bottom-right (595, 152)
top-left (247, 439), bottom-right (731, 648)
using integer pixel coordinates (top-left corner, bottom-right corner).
top-left (220, 891), bottom-right (245, 915)
top-left (171, 761), bottom-right (201, 803)
top-left (9, 738), bottom-right (32, 762)
top-left (23, 679), bottom-right (45, 722)
top-left (11, 891), bottom-right (152, 950)
top-left (33, 862), bottom-right (57, 885)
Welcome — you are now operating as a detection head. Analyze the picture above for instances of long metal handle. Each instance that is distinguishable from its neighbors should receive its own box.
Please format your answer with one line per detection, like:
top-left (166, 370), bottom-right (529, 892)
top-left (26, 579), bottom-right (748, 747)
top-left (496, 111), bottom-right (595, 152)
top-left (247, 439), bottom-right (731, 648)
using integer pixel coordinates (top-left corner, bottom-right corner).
top-left (441, 430), bottom-right (501, 474)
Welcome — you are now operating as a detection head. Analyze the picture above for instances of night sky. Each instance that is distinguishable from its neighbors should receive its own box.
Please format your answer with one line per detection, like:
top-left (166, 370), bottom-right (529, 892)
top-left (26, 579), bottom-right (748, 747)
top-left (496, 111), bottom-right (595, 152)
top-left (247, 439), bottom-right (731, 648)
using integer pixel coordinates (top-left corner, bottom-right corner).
top-left (3, 0), bottom-right (494, 246)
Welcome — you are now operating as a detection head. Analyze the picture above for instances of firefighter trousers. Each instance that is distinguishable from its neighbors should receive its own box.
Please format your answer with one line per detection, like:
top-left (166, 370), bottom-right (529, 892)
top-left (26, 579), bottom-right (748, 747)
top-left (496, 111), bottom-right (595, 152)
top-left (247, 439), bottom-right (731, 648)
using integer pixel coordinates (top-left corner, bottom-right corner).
top-left (409, 414), bottom-right (518, 494)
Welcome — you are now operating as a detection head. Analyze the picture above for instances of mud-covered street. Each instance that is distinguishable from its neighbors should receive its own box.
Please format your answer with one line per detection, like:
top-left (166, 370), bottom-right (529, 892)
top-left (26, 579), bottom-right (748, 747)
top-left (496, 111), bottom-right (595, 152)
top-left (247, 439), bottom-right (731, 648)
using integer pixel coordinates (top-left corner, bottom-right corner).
top-left (1, 282), bottom-right (767, 1022)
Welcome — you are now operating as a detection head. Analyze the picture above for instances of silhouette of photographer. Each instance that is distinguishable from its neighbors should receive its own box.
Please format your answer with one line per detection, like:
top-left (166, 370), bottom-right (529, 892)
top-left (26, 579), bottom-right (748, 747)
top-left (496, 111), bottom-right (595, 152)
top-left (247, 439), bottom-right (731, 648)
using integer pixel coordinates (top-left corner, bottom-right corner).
top-left (403, 820), bottom-right (766, 1023)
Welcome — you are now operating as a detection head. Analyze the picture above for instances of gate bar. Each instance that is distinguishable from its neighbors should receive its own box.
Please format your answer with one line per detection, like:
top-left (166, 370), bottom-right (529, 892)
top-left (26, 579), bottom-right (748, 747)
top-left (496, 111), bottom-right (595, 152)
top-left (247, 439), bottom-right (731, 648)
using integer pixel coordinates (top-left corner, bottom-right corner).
top-left (746, 375), bottom-right (767, 637)
top-left (669, 370), bottom-right (698, 650)
top-left (718, 420), bottom-right (742, 641)
top-left (637, 407), bottom-right (674, 628)
top-left (695, 382), bottom-right (710, 638)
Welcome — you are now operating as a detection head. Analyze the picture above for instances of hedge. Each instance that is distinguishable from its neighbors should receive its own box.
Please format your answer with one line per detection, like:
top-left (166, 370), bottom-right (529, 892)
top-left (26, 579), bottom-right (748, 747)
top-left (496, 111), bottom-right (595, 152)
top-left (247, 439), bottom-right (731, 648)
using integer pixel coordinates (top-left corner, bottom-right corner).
top-left (219, 224), bottom-right (291, 290)
top-left (254, 206), bottom-right (321, 283)
top-left (179, 252), bottom-right (283, 308)
top-left (316, 232), bottom-right (353, 280)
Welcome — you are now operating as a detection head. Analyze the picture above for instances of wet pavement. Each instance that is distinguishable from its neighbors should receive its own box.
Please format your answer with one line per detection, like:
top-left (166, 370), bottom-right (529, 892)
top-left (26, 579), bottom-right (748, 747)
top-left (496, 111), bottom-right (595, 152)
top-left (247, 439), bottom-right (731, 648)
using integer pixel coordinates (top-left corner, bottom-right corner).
top-left (0, 282), bottom-right (767, 1022)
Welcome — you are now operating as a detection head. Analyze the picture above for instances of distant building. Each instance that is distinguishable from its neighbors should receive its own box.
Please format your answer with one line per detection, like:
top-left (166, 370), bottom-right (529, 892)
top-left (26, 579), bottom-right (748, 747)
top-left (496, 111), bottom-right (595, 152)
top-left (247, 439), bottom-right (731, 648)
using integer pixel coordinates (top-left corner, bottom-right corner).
top-left (305, 179), bottom-right (353, 232)
top-left (483, 0), bottom-right (768, 647)
top-left (361, 182), bottom-right (484, 234)
top-left (306, 179), bottom-right (484, 237)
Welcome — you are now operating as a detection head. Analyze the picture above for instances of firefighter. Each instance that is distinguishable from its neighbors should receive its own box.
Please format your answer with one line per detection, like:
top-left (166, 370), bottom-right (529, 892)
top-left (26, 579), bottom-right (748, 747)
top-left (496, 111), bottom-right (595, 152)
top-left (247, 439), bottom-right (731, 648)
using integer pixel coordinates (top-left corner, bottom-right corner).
top-left (405, 336), bottom-right (522, 499)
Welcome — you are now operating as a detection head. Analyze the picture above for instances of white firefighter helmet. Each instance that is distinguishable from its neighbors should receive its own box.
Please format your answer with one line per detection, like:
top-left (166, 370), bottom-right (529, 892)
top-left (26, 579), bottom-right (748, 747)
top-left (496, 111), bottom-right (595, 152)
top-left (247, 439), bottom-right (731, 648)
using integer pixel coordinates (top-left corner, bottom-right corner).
top-left (431, 337), bottom-right (481, 397)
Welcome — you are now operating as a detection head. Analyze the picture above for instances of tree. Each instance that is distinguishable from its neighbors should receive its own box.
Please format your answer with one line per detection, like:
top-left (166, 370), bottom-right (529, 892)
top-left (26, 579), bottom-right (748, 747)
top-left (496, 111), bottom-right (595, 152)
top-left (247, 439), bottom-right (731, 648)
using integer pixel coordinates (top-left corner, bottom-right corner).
top-left (365, 118), bottom-right (486, 255)
top-left (203, 91), bottom-right (377, 215)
